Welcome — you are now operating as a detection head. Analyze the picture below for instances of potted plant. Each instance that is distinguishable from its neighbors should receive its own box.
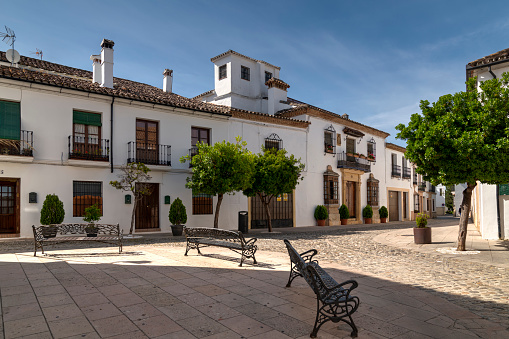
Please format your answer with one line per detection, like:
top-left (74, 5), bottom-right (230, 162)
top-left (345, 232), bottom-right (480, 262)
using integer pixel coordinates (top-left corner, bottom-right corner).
top-left (40, 194), bottom-right (65, 238)
top-left (314, 205), bottom-right (328, 226)
top-left (169, 197), bottom-right (187, 236)
top-left (367, 154), bottom-right (375, 162)
top-left (414, 213), bottom-right (431, 244)
top-left (379, 206), bottom-right (388, 223)
top-left (83, 204), bottom-right (101, 237)
top-left (363, 205), bottom-right (373, 224)
top-left (339, 204), bottom-right (349, 225)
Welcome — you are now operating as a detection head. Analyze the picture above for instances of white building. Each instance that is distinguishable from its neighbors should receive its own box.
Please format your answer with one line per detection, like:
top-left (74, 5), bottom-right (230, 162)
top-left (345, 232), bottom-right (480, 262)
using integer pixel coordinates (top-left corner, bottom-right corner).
top-left (0, 41), bottom-right (430, 238)
top-left (462, 48), bottom-right (509, 240)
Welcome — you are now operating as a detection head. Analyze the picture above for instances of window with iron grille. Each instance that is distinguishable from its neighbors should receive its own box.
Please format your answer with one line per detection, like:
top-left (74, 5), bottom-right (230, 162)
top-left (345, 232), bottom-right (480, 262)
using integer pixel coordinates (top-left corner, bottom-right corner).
top-left (219, 65), bottom-right (227, 80)
top-left (367, 181), bottom-right (379, 207)
top-left (367, 138), bottom-right (376, 161)
top-left (265, 71), bottom-right (272, 83)
top-left (192, 191), bottom-right (213, 215)
top-left (73, 181), bottom-right (102, 217)
top-left (264, 133), bottom-right (282, 150)
top-left (324, 131), bottom-right (334, 153)
top-left (241, 66), bottom-right (250, 81)
top-left (414, 194), bottom-right (419, 212)
top-left (323, 175), bottom-right (338, 204)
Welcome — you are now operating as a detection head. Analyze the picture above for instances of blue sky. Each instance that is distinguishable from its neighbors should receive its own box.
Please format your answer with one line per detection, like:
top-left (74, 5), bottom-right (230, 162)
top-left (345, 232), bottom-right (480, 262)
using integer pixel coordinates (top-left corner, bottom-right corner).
top-left (1, 1), bottom-right (508, 145)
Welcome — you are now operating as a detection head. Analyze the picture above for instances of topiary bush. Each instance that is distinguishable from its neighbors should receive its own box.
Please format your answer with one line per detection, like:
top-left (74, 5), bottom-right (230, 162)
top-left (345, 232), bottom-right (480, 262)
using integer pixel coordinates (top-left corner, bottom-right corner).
top-left (169, 198), bottom-right (187, 225)
top-left (363, 205), bottom-right (373, 218)
top-left (40, 194), bottom-right (65, 225)
top-left (379, 206), bottom-right (388, 218)
top-left (416, 213), bottom-right (428, 228)
top-left (83, 204), bottom-right (101, 224)
top-left (338, 204), bottom-right (349, 219)
top-left (314, 205), bottom-right (328, 220)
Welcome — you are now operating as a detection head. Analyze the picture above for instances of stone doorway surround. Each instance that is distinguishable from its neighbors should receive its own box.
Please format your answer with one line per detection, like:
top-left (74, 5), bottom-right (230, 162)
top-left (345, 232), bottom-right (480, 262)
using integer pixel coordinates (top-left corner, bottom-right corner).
top-left (340, 168), bottom-right (363, 224)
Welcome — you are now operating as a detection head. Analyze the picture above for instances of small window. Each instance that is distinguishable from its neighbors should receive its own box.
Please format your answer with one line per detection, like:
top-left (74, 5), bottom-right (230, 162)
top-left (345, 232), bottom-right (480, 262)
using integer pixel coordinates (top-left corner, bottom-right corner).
top-left (264, 133), bottom-right (282, 151)
top-left (219, 65), bottom-right (227, 80)
top-left (265, 71), bottom-right (272, 83)
top-left (73, 181), bottom-right (102, 217)
top-left (323, 175), bottom-right (338, 205)
top-left (241, 66), bottom-right (250, 81)
top-left (192, 191), bottom-right (213, 215)
top-left (367, 181), bottom-right (379, 207)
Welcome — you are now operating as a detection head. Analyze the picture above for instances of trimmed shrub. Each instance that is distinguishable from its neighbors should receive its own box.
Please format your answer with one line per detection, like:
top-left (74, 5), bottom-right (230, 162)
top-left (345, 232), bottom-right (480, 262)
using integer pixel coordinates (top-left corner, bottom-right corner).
top-left (169, 198), bottom-right (187, 225)
top-left (314, 205), bottom-right (328, 220)
top-left (338, 204), bottom-right (350, 219)
top-left (363, 205), bottom-right (373, 218)
top-left (40, 194), bottom-right (65, 225)
top-left (379, 206), bottom-right (388, 218)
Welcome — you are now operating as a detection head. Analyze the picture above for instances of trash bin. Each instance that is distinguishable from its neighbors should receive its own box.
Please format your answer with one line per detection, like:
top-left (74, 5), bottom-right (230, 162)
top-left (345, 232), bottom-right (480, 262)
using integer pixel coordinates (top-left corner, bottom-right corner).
top-left (238, 211), bottom-right (248, 234)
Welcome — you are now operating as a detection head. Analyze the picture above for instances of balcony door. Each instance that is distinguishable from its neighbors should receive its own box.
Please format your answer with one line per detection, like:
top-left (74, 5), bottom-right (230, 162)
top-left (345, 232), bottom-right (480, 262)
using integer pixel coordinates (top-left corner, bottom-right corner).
top-left (136, 119), bottom-right (158, 164)
top-left (73, 111), bottom-right (101, 158)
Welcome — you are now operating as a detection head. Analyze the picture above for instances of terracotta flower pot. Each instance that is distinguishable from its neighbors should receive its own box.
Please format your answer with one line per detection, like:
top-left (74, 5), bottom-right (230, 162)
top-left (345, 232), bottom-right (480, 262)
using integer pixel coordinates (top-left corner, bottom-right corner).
top-left (364, 218), bottom-right (372, 224)
top-left (317, 219), bottom-right (326, 226)
top-left (413, 227), bottom-right (431, 244)
top-left (380, 218), bottom-right (387, 223)
top-left (340, 219), bottom-right (348, 225)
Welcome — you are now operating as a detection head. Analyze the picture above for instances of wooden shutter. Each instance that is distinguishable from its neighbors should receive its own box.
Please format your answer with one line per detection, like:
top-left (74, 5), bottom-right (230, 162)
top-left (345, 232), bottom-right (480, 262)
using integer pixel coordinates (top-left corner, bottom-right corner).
top-left (73, 111), bottom-right (102, 126)
top-left (0, 101), bottom-right (20, 140)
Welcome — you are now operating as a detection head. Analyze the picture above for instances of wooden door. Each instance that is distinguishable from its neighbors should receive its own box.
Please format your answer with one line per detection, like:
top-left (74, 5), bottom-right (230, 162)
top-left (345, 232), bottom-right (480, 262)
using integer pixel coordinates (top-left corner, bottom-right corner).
top-left (136, 119), bottom-right (158, 165)
top-left (389, 190), bottom-right (399, 221)
top-left (0, 181), bottom-right (17, 234)
top-left (135, 183), bottom-right (159, 229)
top-left (403, 192), bottom-right (408, 219)
top-left (345, 181), bottom-right (356, 218)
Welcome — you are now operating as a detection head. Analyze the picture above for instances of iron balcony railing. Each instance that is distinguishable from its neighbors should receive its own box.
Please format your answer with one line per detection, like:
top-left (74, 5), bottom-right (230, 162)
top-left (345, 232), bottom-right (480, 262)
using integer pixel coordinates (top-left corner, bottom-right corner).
top-left (68, 136), bottom-right (109, 161)
top-left (418, 182), bottom-right (426, 191)
top-left (413, 176), bottom-right (418, 185)
top-left (188, 147), bottom-right (199, 167)
top-left (429, 185), bottom-right (436, 193)
top-left (127, 142), bottom-right (171, 166)
top-left (402, 167), bottom-right (411, 179)
top-left (0, 130), bottom-right (34, 156)
top-left (391, 164), bottom-right (401, 177)
top-left (337, 152), bottom-right (370, 172)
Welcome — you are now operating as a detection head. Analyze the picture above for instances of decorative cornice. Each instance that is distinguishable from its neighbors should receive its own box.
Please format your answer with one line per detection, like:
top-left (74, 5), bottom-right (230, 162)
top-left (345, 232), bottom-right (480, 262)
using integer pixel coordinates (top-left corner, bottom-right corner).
top-left (266, 77), bottom-right (290, 91)
top-left (210, 50), bottom-right (281, 70)
top-left (230, 108), bottom-right (309, 129)
top-left (386, 142), bottom-right (406, 153)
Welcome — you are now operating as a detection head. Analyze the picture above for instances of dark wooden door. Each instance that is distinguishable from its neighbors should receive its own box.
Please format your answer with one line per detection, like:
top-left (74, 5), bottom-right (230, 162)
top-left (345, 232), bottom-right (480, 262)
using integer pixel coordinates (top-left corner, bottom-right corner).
top-left (403, 192), bottom-right (408, 219)
top-left (345, 181), bottom-right (356, 218)
top-left (136, 119), bottom-right (158, 165)
top-left (0, 181), bottom-right (17, 233)
top-left (135, 183), bottom-right (159, 229)
top-left (389, 190), bottom-right (399, 221)
top-left (251, 192), bottom-right (293, 229)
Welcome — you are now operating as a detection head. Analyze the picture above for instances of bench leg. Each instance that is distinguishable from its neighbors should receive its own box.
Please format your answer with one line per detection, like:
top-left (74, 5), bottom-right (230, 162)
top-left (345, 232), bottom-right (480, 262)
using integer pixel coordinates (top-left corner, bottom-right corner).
top-left (310, 298), bottom-right (331, 338)
top-left (286, 263), bottom-right (301, 287)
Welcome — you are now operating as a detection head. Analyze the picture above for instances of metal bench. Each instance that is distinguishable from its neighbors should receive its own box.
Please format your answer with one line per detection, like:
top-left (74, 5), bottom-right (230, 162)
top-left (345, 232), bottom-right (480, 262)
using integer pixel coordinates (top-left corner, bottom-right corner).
top-left (184, 227), bottom-right (257, 266)
top-left (284, 239), bottom-right (360, 338)
top-left (32, 224), bottom-right (123, 256)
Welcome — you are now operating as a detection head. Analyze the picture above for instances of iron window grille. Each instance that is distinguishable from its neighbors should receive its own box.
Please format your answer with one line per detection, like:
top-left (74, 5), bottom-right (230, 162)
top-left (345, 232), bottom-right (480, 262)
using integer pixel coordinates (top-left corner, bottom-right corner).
top-left (323, 175), bottom-right (338, 205)
top-left (265, 71), bottom-right (273, 83)
top-left (192, 192), bottom-right (213, 215)
top-left (73, 181), bottom-right (102, 217)
top-left (392, 164), bottom-right (401, 177)
top-left (264, 133), bottom-right (282, 150)
top-left (367, 175), bottom-right (379, 207)
top-left (413, 172), bottom-right (418, 185)
top-left (324, 125), bottom-right (336, 155)
top-left (367, 137), bottom-right (376, 161)
top-left (414, 194), bottom-right (420, 212)
top-left (241, 66), bottom-right (250, 81)
top-left (402, 166), bottom-right (411, 179)
top-left (219, 65), bottom-right (227, 80)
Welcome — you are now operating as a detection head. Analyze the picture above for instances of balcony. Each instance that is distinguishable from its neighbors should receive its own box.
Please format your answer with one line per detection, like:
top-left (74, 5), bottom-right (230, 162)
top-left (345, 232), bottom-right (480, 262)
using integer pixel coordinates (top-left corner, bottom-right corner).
top-left (68, 136), bottom-right (109, 161)
top-left (188, 147), bottom-right (199, 167)
top-left (418, 182), bottom-right (426, 191)
top-left (0, 130), bottom-right (34, 156)
top-left (337, 152), bottom-right (370, 172)
top-left (391, 164), bottom-right (401, 177)
top-left (429, 185), bottom-right (436, 193)
top-left (127, 142), bottom-right (171, 166)
top-left (402, 167), bottom-right (411, 179)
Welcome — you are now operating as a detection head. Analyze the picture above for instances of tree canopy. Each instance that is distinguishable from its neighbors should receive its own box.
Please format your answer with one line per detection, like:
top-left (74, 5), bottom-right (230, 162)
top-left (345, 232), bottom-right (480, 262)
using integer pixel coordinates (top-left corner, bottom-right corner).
top-left (180, 136), bottom-right (255, 228)
top-left (396, 74), bottom-right (509, 250)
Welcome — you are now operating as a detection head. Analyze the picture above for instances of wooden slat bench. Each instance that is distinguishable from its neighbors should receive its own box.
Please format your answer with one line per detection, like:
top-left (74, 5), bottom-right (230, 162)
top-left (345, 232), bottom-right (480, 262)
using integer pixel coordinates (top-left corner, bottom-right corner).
top-left (284, 239), bottom-right (360, 338)
top-left (32, 224), bottom-right (123, 256)
top-left (184, 227), bottom-right (257, 266)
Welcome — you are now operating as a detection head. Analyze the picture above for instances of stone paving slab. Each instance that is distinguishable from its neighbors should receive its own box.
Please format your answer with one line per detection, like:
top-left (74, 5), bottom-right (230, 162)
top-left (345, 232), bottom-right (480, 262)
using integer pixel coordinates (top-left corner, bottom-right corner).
top-left (0, 242), bottom-right (507, 338)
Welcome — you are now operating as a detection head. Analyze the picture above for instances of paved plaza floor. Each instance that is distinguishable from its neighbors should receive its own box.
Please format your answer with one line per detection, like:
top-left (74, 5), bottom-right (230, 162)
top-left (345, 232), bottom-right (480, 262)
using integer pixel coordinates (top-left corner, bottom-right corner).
top-left (0, 218), bottom-right (508, 338)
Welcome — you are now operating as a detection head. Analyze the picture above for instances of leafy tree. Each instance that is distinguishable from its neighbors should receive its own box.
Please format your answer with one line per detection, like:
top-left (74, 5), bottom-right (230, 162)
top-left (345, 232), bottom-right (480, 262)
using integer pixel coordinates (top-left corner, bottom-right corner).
top-left (40, 194), bottom-right (65, 225)
top-left (110, 162), bottom-right (152, 235)
top-left (445, 186), bottom-right (454, 213)
top-left (243, 148), bottom-right (304, 232)
top-left (180, 137), bottom-right (254, 229)
top-left (396, 74), bottom-right (509, 250)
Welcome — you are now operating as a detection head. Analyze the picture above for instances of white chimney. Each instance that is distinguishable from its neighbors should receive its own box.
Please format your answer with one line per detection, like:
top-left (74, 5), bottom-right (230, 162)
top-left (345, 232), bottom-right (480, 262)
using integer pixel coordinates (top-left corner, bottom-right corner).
top-left (90, 55), bottom-right (101, 84)
top-left (163, 69), bottom-right (173, 93)
top-left (100, 39), bottom-right (114, 88)
top-left (266, 78), bottom-right (290, 115)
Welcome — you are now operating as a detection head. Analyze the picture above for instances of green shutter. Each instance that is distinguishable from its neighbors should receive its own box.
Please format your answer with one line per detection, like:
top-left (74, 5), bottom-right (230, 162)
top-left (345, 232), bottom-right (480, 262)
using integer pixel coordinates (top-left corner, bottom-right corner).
top-left (73, 111), bottom-right (102, 126)
top-left (0, 101), bottom-right (21, 140)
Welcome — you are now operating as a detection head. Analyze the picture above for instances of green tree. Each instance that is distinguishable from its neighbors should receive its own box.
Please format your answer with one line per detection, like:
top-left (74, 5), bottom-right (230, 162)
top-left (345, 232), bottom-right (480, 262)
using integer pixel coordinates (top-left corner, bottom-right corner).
top-left (396, 74), bottom-right (509, 250)
top-left (243, 148), bottom-right (304, 232)
top-left (445, 186), bottom-right (454, 213)
top-left (110, 162), bottom-right (152, 235)
top-left (180, 137), bottom-right (255, 229)
top-left (40, 194), bottom-right (65, 225)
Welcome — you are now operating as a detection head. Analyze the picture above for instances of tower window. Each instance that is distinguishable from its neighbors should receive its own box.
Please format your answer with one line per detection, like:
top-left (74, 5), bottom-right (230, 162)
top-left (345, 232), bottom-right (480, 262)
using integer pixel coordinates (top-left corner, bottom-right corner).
top-left (241, 66), bottom-right (250, 81)
top-left (219, 65), bottom-right (227, 80)
top-left (265, 71), bottom-right (272, 83)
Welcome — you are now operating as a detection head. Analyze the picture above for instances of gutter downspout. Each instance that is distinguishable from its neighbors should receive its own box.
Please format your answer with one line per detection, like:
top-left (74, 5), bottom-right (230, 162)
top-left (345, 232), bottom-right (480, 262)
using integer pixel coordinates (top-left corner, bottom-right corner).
top-left (110, 96), bottom-right (114, 173)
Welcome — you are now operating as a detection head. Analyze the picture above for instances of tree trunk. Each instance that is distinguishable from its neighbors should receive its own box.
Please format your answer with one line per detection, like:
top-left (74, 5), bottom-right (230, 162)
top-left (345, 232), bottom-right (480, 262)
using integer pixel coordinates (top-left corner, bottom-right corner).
top-left (259, 193), bottom-right (273, 232)
top-left (457, 182), bottom-right (477, 251)
top-left (130, 199), bottom-right (137, 235)
top-left (214, 193), bottom-right (223, 229)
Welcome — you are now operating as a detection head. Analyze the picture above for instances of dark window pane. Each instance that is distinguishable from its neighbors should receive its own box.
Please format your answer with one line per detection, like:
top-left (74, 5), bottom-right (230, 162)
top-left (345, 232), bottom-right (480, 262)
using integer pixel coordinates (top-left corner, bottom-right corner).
top-left (219, 65), bottom-right (227, 80)
top-left (73, 181), bottom-right (103, 217)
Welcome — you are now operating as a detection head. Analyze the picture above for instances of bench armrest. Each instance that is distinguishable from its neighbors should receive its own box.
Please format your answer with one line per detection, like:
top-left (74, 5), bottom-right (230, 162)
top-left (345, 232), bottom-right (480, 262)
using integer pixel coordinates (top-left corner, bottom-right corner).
top-left (325, 279), bottom-right (358, 300)
top-left (299, 249), bottom-right (318, 263)
top-left (244, 237), bottom-right (257, 246)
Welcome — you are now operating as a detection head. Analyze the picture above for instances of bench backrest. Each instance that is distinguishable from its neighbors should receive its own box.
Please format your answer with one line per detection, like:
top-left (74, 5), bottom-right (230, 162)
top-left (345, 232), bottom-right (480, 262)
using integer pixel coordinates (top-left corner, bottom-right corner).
top-left (184, 227), bottom-right (245, 244)
top-left (33, 224), bottom-right (120, 237)
top-left (284, 239), bottom-right (316, 289)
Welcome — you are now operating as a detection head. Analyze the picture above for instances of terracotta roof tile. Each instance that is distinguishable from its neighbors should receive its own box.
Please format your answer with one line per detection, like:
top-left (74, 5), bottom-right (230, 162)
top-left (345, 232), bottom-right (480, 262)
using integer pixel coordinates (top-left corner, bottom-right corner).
top-left (467, 47), bottom-right (509, 67)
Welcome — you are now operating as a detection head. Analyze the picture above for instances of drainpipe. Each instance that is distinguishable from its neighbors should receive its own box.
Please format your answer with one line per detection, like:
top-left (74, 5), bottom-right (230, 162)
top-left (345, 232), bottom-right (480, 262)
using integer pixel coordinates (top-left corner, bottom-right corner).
top-left (110, 96), bottom-right (114, 173)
